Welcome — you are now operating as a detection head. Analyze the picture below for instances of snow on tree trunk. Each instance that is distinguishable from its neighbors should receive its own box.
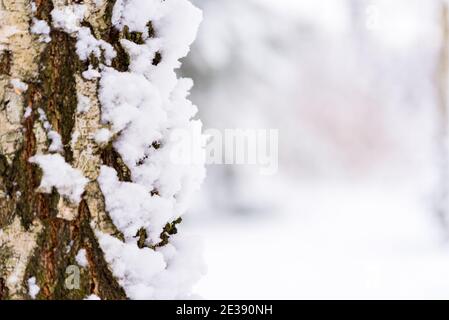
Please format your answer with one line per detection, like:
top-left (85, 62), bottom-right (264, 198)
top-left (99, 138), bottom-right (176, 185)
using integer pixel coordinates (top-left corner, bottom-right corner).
top-left (0, 0), bottom-right (205, 300)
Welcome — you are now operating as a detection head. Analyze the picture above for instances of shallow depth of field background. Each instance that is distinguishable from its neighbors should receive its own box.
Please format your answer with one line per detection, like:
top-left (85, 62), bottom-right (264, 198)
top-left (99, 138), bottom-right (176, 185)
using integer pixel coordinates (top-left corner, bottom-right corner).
top-left (180, 0), bottom-right (449, 299)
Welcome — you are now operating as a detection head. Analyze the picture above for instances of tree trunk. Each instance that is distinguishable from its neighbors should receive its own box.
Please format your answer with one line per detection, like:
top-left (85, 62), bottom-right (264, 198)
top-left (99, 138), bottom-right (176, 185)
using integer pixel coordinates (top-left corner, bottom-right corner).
top-left (436, 2), bottom-right (449, 234)
top-left (0, 0), bottom-right (204, 300)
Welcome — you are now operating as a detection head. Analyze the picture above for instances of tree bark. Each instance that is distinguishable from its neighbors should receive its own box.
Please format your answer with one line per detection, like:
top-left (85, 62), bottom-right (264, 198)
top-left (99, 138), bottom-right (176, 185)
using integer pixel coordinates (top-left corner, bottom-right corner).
top-left (0, 0), bottom-right (197, 300)
top-left (436, 2), bottom-right (449, 234)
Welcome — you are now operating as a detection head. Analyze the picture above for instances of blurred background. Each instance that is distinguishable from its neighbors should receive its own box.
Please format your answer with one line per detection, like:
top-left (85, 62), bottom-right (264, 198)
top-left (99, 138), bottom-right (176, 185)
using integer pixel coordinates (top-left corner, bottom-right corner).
top-left (180, 0), bottom-right (449, 299)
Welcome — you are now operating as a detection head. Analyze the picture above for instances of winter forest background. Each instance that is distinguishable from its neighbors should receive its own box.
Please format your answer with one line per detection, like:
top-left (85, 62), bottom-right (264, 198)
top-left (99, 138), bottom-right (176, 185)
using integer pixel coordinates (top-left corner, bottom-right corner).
top-left (181, 0), bottom-right (449, 299)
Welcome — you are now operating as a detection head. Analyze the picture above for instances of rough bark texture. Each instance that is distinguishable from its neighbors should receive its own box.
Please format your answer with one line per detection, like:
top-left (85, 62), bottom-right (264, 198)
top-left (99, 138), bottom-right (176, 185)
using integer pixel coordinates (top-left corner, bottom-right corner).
top-left (0, 0), bottom-right (161, 300)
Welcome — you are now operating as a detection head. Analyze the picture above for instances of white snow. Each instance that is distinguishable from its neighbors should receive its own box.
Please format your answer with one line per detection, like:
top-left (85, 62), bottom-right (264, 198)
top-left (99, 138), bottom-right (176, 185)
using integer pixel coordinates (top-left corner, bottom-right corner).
top-left (51, 5), bottom-right (116, 64)
top-left (97, 231), bottom-right (166, 299)
top-left (29, 154), bottom-right (88, 204)
top-left (98, 0), bottom-right (204, 238)
top-left (49, 3), bottom-right (115, 86)
top-left (84, 294), bottom-right (101, 300)
top-left (77, 93), bottom-right (91, 113)
top-left (10, 79), bottom-right (28, 92)
top-left (23, 106), bottom-right (32, 119)
top-left (27, 277), bottom-right (40, 299)
top-left (94, 128), bottom-right (112, 144)
top-left (36, 109), bottom-right (65, 153)
top-left (30, 19), bottom-right (50, 35)
top-left (47, 130), bottom-right (63, 153)
top-left (112, 0), bottom-right (163, 33)
top-left (97, 230), bottom-right (205, 299)
top-left (37, 108), bottom-right (51, 131)
top-left (99, 68), bottom-right (163, 135)
top-left (82, 65), bottom-right (101, 80)
top-left (30, 2), bottom-right (37, 14)
top-left (98, 165), bottom-right (173, 242)
top-left (30, 18), bottom-right (51, 43)
top-left (51, 5), bottom-right (86, 34)
top-left (75, 248), bottom-right (88, 268)
top-left (76, 27), bottom-right (116, 65)
top-left (90, 0), bottom-right (205, 299)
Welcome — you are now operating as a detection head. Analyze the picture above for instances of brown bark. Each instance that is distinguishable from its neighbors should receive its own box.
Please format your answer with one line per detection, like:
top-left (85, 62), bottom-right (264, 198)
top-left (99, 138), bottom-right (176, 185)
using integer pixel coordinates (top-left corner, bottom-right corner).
top-left (0, 0), bottom-right (169, 299)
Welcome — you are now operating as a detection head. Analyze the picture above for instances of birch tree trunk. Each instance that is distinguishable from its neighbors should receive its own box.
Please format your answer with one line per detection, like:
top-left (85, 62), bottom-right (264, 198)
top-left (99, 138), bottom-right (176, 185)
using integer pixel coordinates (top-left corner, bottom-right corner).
top-left (436, 2), bottom-right (449, 233)
top-left (0, 0), bottom-right (203, 300)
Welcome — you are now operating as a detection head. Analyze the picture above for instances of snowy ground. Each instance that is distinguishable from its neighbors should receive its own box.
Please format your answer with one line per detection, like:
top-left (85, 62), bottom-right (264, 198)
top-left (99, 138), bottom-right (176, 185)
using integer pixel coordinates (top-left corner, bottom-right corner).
top-left (185, 178), bottom-right (449, 299)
